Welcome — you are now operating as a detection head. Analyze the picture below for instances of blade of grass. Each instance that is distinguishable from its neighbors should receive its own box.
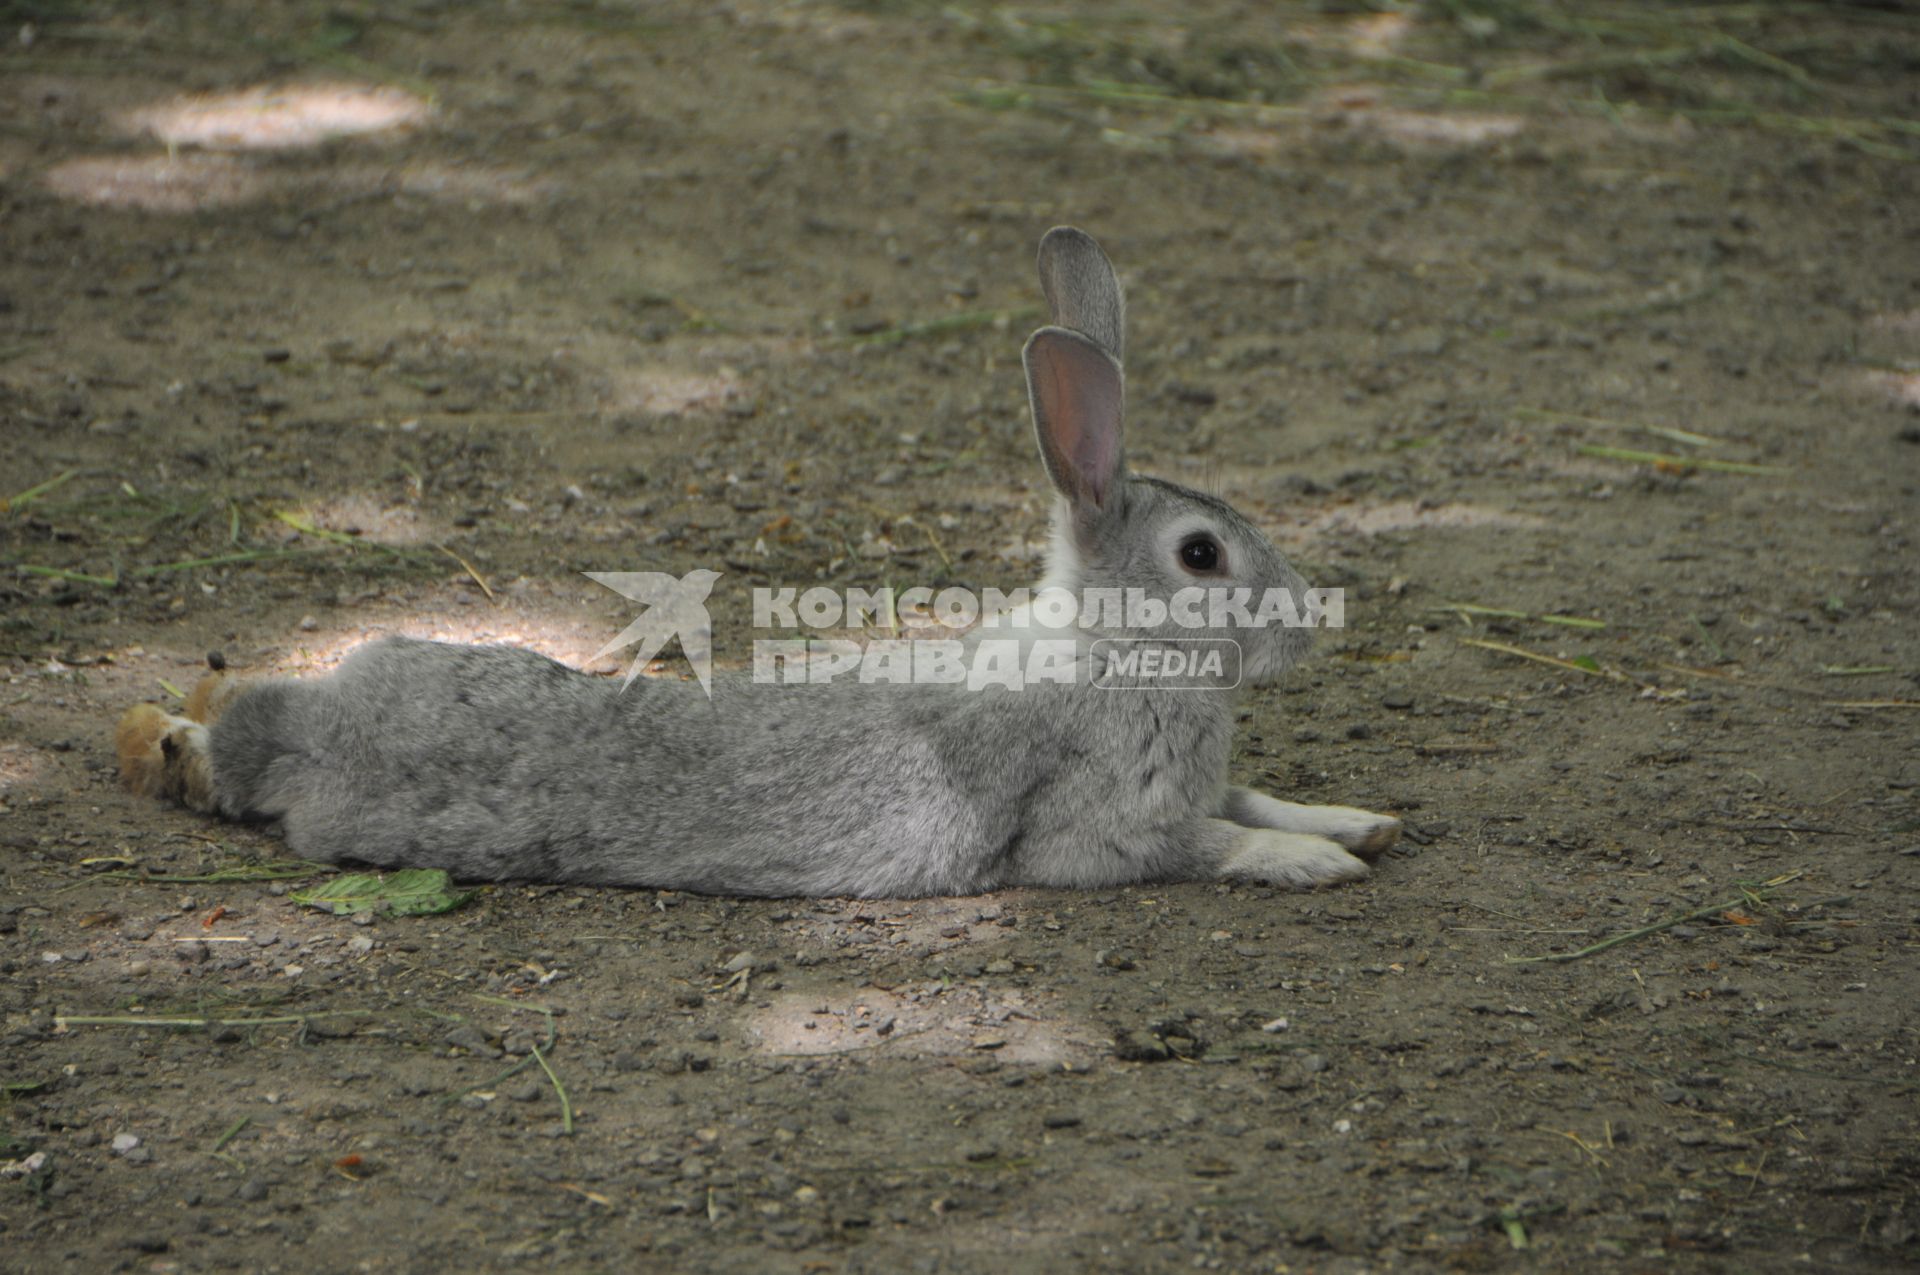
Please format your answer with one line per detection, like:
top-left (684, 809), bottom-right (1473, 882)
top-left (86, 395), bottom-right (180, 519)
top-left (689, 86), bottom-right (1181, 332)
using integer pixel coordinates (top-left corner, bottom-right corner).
top-left (97, 861), bottom-right (333, 884)
top-left (18, 564), bottom-right (119, 587)
top-left (209, 1115), bottom-right (251, 1154)
top-left (530, 1042), bottom-right (574, 1135)
top-left (1516, 407), bottom-right (1719, 448)
top-left (441, 998), bottom-right (559, 1106)
top-left (436, 543), bottom-right (495, 601)
top-left (56, 1011), bottom-right (367, 1030)
top-left (1577, 444), bottom-right (1787, 475)
top-left (272, 510), bottom-right (415, 559)
top-left (1460, 637), bottom-right (1634, 684)
top-left (5, 469), bottom-right (79, 513)
top-left (130, 546), bottom-right (336, 577)
top-left (1507, 871), bottom-right (1805, 965)
top-left (1435, 603), bottom-right (1605, 630)
top-left (1689, 615), bottom-right (1729, 664)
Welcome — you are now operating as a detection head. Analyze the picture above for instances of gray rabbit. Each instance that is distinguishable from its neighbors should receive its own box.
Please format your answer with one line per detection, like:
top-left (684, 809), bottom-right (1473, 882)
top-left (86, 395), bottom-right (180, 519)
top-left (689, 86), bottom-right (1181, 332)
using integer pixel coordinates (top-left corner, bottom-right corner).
top-left (115, 228), bottom-right (1401, 897)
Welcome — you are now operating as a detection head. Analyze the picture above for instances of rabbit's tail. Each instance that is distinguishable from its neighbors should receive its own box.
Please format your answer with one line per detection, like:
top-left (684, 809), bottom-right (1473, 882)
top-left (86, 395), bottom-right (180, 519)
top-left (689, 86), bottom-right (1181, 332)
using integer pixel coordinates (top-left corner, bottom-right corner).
top-left (115, 671), bottom-right (245, 813)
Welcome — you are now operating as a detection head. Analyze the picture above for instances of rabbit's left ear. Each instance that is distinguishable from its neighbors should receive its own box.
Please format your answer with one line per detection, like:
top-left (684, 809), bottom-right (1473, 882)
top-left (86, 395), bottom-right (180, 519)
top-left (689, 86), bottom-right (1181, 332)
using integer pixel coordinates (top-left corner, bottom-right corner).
top-left (1024, 325), bottom-right (1124, 514)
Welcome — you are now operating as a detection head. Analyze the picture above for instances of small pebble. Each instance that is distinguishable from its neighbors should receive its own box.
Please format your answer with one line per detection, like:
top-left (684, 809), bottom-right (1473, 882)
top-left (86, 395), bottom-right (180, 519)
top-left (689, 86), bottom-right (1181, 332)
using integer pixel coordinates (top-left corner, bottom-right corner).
top-left (3, 1151), bottom-right (49, 1177)
top-left (111, 1134), bottom-right (141, 1155)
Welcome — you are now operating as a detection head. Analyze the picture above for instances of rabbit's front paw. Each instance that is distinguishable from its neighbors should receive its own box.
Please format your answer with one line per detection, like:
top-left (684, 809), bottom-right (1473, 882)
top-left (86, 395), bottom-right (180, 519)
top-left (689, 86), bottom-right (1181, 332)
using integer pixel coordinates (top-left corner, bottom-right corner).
top-left (1328, 809), bottom-right (1400, 860)
top-left (1218, 828), bottom-right (1369, 890)
top-left (1224, 789), bottom-right (1400, 861)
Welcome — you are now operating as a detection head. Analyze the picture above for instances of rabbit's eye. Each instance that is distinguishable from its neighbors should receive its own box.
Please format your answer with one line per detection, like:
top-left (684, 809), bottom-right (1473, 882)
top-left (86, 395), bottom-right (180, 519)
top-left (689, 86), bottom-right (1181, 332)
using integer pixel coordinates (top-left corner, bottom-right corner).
top-left (1179, 535), bottom-right (1222, 574)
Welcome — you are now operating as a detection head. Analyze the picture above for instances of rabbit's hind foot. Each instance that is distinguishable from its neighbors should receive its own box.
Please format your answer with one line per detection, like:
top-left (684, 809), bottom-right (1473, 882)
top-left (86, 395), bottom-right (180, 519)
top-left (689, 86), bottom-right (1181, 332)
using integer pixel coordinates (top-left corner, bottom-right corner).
top-left (116, 672), bottom-right (236, 813)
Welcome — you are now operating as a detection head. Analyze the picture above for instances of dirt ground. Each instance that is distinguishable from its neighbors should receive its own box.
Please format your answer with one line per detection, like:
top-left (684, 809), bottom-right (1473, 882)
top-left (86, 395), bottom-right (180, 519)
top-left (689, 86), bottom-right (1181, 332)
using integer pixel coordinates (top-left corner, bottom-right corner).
top-left (3, 2), bottom-right (1918, 1271)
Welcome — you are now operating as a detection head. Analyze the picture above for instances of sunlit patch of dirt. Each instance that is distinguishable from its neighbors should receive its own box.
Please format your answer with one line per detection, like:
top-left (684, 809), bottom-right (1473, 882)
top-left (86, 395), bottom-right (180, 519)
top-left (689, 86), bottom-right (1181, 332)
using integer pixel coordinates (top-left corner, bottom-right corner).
top-left (1286, 501), bottom-right (1545, 543)
top-left (1345, 12), bottom-right (1415, 58)
top-left (1198, 89), bottom-right (1522, 159)
top-left (1366, 109), bottom-right (1525, 147)
top-left (123, 83), bottom-right (430, 151)
top-left (296, 496), bottom-right (442, 547)
top-left (1288, 10), bottom-right (1414, 60)
top-left (612, 368), bottom-right (745, 417)
top-left (47, 153), bottom-right (546, 214)
top-left (1314, 86), bottom-right (1524, 148)
top-left (0, 743), bottom-right (47, 797)
top-left (1864, 369), bottom-right (1920, 408)
top-left (747, 984), bottom-right (1097, 1065)
top-left (42, 154), bottom-right (267, 212)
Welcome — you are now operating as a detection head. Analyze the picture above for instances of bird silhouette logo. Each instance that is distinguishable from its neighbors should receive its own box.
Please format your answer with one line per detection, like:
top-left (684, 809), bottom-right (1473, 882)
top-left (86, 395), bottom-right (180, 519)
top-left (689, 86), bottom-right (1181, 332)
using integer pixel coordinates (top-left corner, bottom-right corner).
top-left (584, 569), bottom-right (722, 697)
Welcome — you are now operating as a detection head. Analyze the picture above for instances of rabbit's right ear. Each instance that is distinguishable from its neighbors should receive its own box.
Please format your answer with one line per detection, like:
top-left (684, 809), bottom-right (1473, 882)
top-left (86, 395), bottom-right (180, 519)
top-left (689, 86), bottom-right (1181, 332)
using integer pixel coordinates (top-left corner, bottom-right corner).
top-left (1024, 326), bottom-right (1125, 515)
top-left (1037, 226), bottom-right (1125, 364)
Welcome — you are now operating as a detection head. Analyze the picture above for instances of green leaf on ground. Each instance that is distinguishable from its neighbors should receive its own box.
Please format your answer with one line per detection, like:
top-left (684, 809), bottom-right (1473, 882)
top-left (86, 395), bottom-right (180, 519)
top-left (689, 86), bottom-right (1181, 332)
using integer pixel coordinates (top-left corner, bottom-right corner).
top-left (290, 868), bottom-right (473, 917)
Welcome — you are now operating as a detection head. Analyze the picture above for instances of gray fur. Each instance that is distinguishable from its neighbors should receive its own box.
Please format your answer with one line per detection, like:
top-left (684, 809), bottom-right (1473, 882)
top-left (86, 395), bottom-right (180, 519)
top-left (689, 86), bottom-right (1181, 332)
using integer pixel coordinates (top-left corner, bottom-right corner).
top-left (201, 228), bottom-right (1395, 897)
top-left (1036, 226), bottom-right (1126, 363)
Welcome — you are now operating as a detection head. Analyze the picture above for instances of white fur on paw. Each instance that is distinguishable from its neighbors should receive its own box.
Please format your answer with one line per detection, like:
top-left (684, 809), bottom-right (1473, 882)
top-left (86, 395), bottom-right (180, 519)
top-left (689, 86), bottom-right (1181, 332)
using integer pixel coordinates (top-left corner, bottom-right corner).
top-left (1234, 793), bottom-right (1401, 859)
top-left (1219, 829), bottom-right (1370, 889)
top-left (1322, 809), bottom-right (1400, 859)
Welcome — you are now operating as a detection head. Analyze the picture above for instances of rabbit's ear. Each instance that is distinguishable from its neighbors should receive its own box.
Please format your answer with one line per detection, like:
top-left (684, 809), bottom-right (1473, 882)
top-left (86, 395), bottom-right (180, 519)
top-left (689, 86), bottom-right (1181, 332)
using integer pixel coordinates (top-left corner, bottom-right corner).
top-left (1024, 326), bottom-right (1125, 514)
top-left (1037, 226), bottom-right (1125, 364)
